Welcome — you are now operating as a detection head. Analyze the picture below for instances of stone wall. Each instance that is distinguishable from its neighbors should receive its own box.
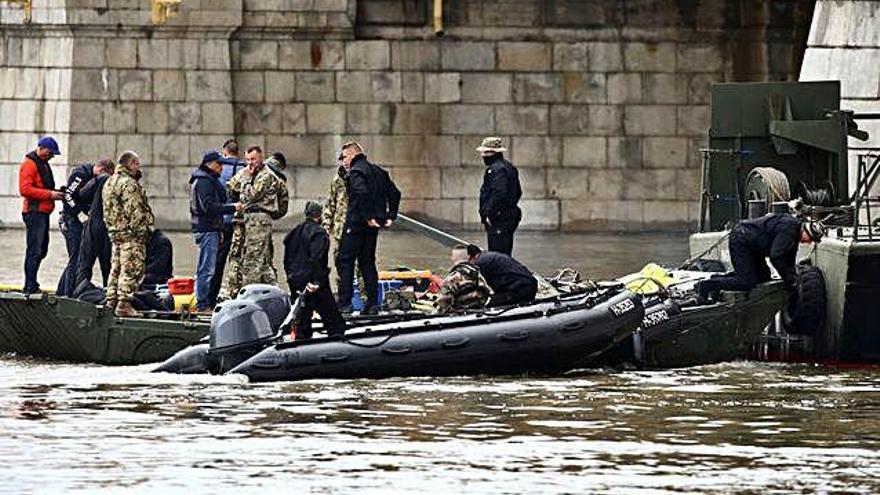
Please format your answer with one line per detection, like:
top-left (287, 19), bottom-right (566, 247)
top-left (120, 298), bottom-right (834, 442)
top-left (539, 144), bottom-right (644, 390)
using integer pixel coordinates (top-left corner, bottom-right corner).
top-left (799, 0), bottom-right (880, 192)
top-left (0, 0), bottom-right (814, 231)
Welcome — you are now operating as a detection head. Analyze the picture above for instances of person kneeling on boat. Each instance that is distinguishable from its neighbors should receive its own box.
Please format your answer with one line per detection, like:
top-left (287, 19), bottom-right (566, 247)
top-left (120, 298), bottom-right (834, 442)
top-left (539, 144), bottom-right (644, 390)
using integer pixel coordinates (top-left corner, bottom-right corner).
top-left (694, 213), bottom-right (823, 308)
top-left (283, 201), bottom-right (346, 340)
top-left (434, 244), bottom-right (492, 314)
top-left (466, 244), bottom-right (537, 307)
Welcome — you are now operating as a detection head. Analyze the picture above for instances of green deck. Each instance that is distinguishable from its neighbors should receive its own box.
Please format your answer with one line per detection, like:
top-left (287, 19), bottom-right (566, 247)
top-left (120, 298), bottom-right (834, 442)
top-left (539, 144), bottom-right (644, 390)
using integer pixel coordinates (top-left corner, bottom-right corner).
top-left (0, 291), bottom-right (209, 365)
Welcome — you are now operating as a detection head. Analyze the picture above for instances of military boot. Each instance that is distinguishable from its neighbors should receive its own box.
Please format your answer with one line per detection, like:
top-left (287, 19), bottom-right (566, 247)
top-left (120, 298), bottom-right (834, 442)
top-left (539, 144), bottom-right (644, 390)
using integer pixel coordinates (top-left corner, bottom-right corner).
top-left (115, 301), bottom-right (143, 318)
top-left (104, 297), bottom-right (118, 312)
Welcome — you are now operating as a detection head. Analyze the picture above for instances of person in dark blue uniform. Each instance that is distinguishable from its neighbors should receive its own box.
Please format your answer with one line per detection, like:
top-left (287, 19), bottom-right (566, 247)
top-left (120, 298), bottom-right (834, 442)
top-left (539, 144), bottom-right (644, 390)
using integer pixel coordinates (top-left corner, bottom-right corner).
top-left (73, 169), bottom-right (114, 290)
top-left (335, 142), bottom-right (401, 315)
top-left (477, 137), bottom-right (522, 256)
top-left (57, 159), bottom-right (113, 296)
top-left (695, 213), bottom-right (823, 306)
top-left (466, 244), bottom-right (537, 307)
top-left (284, 201), bottom-right (346, 340)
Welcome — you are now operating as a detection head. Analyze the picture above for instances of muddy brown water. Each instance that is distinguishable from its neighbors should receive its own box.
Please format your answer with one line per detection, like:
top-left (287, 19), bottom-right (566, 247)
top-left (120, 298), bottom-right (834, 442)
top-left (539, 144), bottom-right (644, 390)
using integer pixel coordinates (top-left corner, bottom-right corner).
top-left (1, 228), bottom-right (878, 494)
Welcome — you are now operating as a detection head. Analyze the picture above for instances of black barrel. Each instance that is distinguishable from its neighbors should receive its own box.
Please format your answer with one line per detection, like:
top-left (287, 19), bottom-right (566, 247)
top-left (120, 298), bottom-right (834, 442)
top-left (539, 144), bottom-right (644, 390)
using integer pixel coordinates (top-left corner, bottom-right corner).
top-left (747, 199), bottom-right (767, 219)
top-left (770, 201), bottom-right (789, 214)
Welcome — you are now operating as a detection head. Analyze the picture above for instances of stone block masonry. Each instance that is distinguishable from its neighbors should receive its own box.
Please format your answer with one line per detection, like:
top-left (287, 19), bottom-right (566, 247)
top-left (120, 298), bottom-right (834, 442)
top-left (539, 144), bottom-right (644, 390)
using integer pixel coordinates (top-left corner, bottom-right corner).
top-left (0, 0), bottom-right (813, 232)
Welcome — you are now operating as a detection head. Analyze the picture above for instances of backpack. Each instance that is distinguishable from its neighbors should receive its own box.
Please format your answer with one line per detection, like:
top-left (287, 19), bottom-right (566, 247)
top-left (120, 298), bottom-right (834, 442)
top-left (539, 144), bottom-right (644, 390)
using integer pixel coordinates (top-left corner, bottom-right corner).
top-left (267, 165), bottom-right (289, 220)
top-left (272, 185), bottom-right (289, 220)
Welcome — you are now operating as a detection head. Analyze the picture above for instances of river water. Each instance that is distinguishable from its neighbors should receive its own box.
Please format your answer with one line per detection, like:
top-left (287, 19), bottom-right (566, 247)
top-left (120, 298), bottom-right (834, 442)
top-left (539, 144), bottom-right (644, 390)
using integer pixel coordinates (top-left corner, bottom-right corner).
top-left (1, 228), bottom-right (878, 494)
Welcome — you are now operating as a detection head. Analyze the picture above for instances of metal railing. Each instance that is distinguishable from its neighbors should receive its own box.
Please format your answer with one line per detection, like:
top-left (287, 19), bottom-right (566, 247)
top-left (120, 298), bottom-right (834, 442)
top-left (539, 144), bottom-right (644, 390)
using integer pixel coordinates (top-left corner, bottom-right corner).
top-left (851, 153), bottom-right (880, 241)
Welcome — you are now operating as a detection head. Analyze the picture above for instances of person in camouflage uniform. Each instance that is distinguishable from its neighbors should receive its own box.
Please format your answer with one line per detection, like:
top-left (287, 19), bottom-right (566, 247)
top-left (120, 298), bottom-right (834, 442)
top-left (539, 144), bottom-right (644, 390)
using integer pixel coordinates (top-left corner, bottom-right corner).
top-left (239, 147), bottom-right (286, 289)
top-left (321, 164), bottom-right (348, 244)
top-left (102, 150), bottom-right (155, 318)
top-left (433, 244), bottom-right (491, 314)
top-left (223, 156), bottom-right (252, 299)
top-left (321, 164), bottom-right (349, 291)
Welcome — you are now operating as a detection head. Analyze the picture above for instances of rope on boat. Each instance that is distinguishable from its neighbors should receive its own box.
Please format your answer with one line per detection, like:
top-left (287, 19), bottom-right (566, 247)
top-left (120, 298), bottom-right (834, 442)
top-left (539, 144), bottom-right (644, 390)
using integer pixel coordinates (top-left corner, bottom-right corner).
top-left (677, 231), bottom-right (732, 270)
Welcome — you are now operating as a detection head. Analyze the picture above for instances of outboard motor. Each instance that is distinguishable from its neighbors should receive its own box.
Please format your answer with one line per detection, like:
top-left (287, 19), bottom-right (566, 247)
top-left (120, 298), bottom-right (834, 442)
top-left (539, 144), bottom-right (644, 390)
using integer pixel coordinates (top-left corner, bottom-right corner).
top-left (153, 341), bottom-right (216, 374)
top-left (209, 299), bottom-right (275, 373)
top-left (236, 284), bottom-right (291, 331)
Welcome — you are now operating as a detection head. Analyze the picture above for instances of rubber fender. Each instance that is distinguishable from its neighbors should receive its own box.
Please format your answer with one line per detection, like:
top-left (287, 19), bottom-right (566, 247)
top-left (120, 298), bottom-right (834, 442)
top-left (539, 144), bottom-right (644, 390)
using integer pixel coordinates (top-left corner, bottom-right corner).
top-left (788, 265), bottom-right (826, 335)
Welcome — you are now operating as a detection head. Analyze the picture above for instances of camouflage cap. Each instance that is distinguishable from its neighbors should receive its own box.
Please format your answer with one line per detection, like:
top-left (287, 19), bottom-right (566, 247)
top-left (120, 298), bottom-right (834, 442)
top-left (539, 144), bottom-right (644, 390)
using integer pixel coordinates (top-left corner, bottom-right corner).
top-left (475, 136), bottom-right (506, 153)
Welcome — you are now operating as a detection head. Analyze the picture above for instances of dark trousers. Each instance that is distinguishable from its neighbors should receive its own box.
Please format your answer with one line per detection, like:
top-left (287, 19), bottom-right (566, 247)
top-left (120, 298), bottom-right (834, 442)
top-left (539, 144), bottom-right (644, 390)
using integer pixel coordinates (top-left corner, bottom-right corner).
top-left (336, 227), bottom-right (379, 310)
top-left (486, 221), bottom-right (518, 256)
top-left (143, 230), bottom-right (174, 286)
top-left (75, 222), bottom-right (112, 289)
top-left (22, 212), bottom-right (50, 293)
top-left (696, 233), bottom-right (770, 300)
top-left (57, 215), bottom-right (83, 297)
top-left (290, 278), bottom-right (346, 340)
top-left (488, 280), bottom-right (538, 307)
top-left (209, 223), bottom-right (233, 304)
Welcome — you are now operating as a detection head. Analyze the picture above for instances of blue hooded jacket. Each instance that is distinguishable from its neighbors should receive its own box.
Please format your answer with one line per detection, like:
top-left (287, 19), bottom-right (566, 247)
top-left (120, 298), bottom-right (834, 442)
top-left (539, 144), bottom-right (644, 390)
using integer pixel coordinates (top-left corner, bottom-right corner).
top-left (190, 165), bottom-right (235, 233)
top-left (218, 156), bottom-right (245, 225)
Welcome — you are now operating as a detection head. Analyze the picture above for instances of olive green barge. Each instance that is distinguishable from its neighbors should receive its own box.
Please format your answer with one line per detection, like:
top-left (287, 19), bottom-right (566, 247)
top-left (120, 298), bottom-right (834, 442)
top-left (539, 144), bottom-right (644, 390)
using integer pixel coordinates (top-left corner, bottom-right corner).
top-left (0, 291), bottom-right (209, 365)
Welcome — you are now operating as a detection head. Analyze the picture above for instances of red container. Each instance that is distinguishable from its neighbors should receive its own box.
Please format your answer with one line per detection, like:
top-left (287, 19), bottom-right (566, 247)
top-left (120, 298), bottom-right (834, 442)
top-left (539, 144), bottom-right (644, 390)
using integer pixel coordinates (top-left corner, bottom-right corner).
top-left (167, 277), bottom-right (195, 295)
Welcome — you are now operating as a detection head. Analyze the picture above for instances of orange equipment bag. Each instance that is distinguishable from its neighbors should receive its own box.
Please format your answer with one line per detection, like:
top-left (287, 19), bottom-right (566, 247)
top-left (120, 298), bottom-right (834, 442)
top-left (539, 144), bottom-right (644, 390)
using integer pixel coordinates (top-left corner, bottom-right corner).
top-left (167, 277), bottom-right (195, 295)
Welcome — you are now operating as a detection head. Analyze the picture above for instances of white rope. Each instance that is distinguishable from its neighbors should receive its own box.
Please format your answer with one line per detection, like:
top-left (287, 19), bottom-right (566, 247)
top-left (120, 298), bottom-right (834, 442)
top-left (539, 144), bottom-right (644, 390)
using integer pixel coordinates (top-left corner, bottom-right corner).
top-left (748, 167), bottom-right (791, 204)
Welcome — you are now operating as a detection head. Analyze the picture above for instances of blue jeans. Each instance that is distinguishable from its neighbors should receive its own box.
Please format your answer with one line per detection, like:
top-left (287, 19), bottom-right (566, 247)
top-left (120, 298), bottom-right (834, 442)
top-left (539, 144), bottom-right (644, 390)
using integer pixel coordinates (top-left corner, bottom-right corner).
top-left (22, 212), bottom-right (50, 294)
top-left (194, 231), bottom-right (220, 310)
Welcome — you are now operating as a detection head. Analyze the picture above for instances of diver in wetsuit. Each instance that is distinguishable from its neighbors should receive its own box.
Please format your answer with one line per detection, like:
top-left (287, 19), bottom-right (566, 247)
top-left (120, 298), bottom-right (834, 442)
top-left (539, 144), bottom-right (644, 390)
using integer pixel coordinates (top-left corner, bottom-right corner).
top-left (695, 213), bottom-right (822, 307)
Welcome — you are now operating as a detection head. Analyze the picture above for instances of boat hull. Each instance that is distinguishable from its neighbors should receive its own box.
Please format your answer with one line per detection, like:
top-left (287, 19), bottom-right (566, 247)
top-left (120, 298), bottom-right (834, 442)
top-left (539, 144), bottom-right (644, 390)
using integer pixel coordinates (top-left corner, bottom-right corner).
top-left (0, 291), bottom-right (209, 365)
top-left (600, 281), bottom-right (786, 368)
top-left (230, 291), bottom-right (644, 382)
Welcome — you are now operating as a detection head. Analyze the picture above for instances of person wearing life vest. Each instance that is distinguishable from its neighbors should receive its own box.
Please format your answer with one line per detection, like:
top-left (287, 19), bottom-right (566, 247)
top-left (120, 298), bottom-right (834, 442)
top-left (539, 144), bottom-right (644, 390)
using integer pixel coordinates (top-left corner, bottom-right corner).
top-left (18, 136), bottom-right (64, 294)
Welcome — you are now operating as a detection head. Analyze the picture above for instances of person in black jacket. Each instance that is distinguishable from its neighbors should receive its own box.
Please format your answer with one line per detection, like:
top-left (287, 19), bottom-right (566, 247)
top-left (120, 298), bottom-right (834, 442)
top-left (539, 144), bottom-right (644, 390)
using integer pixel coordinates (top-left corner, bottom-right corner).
top-left (477, 137), bottom-right (522, 256)
top-left (335, 141), bottom-right (401, 315)
top-left (467, 244), bottom-right (537, 307)
top-left (143, 229), bottom-right (175, 287)
top-left (74, 172), bottom-right (113, 289)
top-left (284, 201), bottom-right (346, 340)
top-left (190, 150), bottom-right (241, 312)
top-left (57, 159), bottom-right (113, 296)
top-left (695, 213), bottom-right (822, 308)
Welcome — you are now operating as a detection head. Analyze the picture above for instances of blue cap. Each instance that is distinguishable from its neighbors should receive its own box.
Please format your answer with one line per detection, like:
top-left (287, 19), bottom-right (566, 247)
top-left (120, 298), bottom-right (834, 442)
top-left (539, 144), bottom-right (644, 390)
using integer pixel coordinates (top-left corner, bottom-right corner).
top-left (37, 136), bottom-right (61, 156)
top-left (201, 150), bottom-right (222, 165)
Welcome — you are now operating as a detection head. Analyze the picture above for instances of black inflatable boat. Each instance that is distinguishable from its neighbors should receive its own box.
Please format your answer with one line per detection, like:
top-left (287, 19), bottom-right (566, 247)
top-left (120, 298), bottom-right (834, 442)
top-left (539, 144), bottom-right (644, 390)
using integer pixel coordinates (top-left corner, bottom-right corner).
top-left (155, 285), bottom-right (644, 382)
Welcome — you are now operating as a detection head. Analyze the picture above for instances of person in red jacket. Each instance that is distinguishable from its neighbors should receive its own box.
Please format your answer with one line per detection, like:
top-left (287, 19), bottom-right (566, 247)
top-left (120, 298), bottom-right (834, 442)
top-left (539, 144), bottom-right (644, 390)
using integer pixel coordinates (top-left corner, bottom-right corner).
top-left (19, 136), bottom-right (64, 294)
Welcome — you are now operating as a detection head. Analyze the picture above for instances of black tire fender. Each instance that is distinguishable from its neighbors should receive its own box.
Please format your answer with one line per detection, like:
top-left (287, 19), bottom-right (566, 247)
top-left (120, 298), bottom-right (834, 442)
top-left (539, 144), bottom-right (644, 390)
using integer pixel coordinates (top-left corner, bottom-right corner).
top-left (789, 265), bottom-right (826, 335)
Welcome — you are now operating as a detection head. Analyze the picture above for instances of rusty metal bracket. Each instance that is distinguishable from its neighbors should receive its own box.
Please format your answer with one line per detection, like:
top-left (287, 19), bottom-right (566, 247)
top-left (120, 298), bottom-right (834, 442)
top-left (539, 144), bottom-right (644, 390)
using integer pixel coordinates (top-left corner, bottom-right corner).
top-left (0, 0), bottom-right (32, 23)
top-left (151, 0), bottom-right (182, 25)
